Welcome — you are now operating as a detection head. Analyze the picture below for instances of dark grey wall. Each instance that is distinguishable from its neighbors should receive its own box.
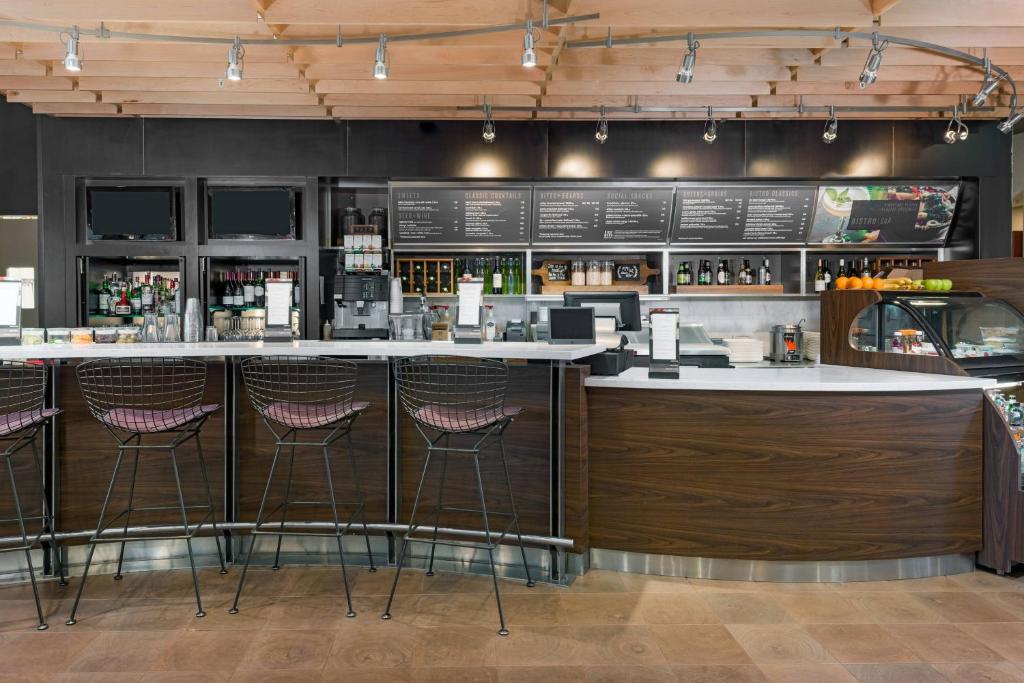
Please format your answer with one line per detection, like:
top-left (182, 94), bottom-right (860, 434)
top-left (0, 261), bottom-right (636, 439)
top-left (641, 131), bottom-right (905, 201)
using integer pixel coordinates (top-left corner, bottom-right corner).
top-left (0, 96), bottom-right (38, 215)
top-left (32, 113), bottom-right (1015, 327)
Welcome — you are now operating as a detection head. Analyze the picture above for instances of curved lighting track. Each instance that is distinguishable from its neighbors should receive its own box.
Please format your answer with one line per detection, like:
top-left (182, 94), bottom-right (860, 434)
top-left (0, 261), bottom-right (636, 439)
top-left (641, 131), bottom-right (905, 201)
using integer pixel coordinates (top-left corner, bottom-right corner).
top-left (0, 13), bottom-right (600, 46)
top-left (565, 27), bottom-right (1019, 121)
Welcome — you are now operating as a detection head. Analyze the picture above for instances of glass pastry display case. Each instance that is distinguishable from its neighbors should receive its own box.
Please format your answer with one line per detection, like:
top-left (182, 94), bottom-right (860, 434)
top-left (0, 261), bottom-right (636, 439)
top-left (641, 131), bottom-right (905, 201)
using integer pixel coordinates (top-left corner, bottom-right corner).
top-left (850, 291), bottom-right (1024, 378)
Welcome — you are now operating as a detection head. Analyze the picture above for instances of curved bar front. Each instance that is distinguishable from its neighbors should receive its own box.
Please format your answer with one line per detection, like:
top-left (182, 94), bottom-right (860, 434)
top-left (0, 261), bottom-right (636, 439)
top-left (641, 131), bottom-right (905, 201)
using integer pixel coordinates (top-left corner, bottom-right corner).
top-left (584, 366), bottom-right (995, 581)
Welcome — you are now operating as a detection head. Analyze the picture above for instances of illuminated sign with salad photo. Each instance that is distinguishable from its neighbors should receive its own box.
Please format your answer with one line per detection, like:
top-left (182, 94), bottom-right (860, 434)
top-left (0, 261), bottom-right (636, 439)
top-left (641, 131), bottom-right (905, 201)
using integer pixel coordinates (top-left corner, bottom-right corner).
top-left (806, 184), bottom-right (960, 244)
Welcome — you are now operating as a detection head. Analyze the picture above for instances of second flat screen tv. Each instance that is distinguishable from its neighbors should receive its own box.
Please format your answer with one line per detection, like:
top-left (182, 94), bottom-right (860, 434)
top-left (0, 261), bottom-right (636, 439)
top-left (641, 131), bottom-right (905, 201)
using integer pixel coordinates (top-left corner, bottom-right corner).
top-left (208, 188), bottom-right (297, 239)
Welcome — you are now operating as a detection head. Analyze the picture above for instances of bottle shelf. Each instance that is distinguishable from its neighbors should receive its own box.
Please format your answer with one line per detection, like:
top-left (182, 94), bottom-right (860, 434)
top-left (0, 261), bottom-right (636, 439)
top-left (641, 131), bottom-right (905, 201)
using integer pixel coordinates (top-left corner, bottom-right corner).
top-left (671, 285), bottom-right (785, 295)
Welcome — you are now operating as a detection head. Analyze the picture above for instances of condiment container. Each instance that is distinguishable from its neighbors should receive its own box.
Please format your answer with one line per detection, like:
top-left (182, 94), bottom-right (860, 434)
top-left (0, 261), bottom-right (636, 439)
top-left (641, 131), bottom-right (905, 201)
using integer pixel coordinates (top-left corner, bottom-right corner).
top-left (94, 327), bottom-right (118, 344)
top-left (47, 327), bottom-right (71, 345)
top-left (71, 327), bottom-right (94, 345)
top-left (116, 326), bottom-right (140, 344)
top-left (21, 328), bottom-right (45, 345)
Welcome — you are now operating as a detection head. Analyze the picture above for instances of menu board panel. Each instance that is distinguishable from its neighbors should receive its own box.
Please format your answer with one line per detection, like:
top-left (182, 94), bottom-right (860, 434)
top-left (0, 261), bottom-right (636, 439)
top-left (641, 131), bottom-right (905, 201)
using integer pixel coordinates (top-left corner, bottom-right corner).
top-left (671, 185), bottom-right (816, 243)
top-left (390, 185), bottom-right (530, 245)
top-left (806, 183), bottom-right (960, 244)
top-left (532, 186), bottom-right (673, 243)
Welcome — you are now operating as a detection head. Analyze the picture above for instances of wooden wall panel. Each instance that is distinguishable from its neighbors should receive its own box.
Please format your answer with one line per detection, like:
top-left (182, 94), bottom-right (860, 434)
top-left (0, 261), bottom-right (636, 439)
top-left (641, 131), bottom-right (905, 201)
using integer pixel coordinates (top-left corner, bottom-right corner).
top-left (587, 388), bottom-right (983, 562)
top-left (563, 365), bottom-right (589, 554)
top-left (56, 362), bottom-right (226, 542)
top-left (978, 399), bottom-right (1024, 573)
top-left (925, 258), bottom-right (1024, 313)
top-left (235, 360), bottom-right (389, 525)
top-left (397, 362), bottom-right (552, 540)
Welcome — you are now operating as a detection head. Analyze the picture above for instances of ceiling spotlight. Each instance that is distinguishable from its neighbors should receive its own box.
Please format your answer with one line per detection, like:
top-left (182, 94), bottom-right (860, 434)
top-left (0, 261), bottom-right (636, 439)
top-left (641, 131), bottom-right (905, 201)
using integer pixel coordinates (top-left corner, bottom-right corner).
top-left (944, 105), bottom-right (963, 144)
top-left (972, 59), bottom-right (1002, 107)
top-left (702, 106), bottom-right (717, 144)
top-left (676, 33), bottom-right (699, 84)
top-left (62, 26), bottom-right (82, 72)
top-left (225, 36), bottom-right (244, 81)
top-left (482, 101), bottom-right (496, 143)
top-left (521, 19), bottom-right (537, 68)
top-left (373, 34), bottom-right (389, 79)
top-left (595, 106), bottom-right (609, 144)
top-left (998, 108), bottom-right (1024, 134)
top-left (822, 106), bottom-right (838, 144)
top-left (859, 33), bottom-right (888, 89)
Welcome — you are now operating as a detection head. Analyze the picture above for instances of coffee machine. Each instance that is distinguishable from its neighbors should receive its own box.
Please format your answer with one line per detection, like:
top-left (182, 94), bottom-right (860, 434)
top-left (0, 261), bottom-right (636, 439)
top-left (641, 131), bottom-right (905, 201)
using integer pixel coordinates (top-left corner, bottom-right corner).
top-left (332, 274), bottom-right (389, 339)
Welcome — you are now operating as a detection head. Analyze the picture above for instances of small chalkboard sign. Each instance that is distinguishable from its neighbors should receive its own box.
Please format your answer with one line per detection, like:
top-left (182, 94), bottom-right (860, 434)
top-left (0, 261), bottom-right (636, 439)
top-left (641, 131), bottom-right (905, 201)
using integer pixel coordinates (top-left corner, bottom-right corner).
top-left (546, 262), bottom-right (570, 282)
top-left (614, 263), bottom-right (642, 282)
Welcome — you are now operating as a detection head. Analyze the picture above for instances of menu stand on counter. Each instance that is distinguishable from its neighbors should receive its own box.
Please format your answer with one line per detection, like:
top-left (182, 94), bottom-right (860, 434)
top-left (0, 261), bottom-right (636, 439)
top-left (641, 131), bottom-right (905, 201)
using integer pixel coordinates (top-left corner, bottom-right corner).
top-left (454, 278), bottom-right (483, 344)
top-left (0, 280), bottom-right (23, 345)
top-left (263, 279), bottom-right (294, 343)
top-left (648, 307), bottom-right (680, 379)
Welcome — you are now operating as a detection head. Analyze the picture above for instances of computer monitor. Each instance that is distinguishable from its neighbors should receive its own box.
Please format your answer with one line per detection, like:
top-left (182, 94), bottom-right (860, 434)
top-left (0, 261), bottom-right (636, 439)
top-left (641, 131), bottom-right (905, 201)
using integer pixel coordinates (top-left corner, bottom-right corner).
top-left (562, 291), bottom-right (642, 332)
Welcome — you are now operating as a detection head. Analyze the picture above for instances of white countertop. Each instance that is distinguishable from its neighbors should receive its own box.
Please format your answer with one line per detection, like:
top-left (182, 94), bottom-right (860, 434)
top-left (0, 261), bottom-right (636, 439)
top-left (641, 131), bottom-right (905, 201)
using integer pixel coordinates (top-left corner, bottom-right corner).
top-left (0, 340), bottom-right (605, 362)
top-left (585, 365), bottom-right (996, 392)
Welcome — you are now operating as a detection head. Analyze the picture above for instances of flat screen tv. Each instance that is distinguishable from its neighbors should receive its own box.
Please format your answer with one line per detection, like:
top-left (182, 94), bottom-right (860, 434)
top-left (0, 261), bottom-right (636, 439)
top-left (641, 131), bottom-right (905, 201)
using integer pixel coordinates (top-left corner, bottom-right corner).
top-left (87, 188), bottom-right (178, 241)
top-left (208, 188), bottom-right (297, 240)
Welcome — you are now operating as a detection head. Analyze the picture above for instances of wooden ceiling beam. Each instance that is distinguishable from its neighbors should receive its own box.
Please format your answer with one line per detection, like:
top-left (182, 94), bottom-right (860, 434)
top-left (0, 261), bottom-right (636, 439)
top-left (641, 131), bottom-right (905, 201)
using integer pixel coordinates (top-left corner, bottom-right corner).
top-left (314, 79), bottom-right (542, 95)
top-left (31, 101), bottom-right (119, 115)
top-left (5, 89), bottom-right (98, 102)
top-left (77, 76), bottom-right (313, 93)
top-left (551, 64), bottom-right (793, 81)
top-left (0, 59), bottom-right (46, 76)
top-left (100, 90), bottom-right (320, 105)
top-left (775, 79), bottom-right (985, 95)
top-left (303, 64), bottom-right (547, 81)
top-left (120, 103), bottom-right (330, 118)
top-left (546, 80), bottom-right (773, 95)
top-left (321, 93), bottom-right (537, 107)
top-left (329, 106), bottom-right (534, 119)
top-left (48, 60), bottom-right (303, 78)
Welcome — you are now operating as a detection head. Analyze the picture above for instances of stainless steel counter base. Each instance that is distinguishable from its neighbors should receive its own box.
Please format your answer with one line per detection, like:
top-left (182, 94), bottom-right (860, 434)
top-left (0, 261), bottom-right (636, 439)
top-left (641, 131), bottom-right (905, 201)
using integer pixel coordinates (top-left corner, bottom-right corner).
top-left (589, 548), bottom-right (976, 582)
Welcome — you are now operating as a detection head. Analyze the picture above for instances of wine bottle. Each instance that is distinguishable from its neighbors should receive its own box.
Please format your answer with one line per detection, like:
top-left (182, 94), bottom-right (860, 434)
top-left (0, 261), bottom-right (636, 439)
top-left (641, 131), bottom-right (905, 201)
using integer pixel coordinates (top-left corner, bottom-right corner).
top-left (492, 257), bottom-right (503, 295)
top-left (814, 259), bottom-right (826, 292)
top-left (823, 260), bottom-right (833, 289)
top-left (254, 271), bottom-right (266, 307)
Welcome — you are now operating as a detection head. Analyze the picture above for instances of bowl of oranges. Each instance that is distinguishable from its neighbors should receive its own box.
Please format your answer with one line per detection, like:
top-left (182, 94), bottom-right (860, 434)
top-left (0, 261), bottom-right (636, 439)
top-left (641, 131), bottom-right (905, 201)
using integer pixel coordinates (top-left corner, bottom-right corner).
top-left (835, 274), bottom-right (886, 290)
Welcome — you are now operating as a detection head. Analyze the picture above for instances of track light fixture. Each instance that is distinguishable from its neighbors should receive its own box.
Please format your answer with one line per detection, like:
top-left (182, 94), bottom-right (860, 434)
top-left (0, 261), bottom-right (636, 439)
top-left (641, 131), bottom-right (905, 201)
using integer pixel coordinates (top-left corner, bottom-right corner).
top-left (999, 107), bottom-right (1024, 134)
top-left (858, 33), bottom-right (888, 89)
top-left (972, 58), bottom-right (1002, 107)
top-left (521, 19), bottom-right (537, 68)
top-left (702, 106), bottom-right (717, 144)
top-left (944, 104), bottom-right (968, 144)
top-left (595, 106), bottom-right (609, 143)
top-left (62, 25), bottom-right (81, 72)
top-left (373, 34), bottom-right (389, 79)
top-left (482, 100), bottom-right (496, 143)
top-left (225, 36), bottom-right (244, 81)
top-left (676, 33), bottom-right (698, 84)
top-left (822, 106), bottom-right (838, 144)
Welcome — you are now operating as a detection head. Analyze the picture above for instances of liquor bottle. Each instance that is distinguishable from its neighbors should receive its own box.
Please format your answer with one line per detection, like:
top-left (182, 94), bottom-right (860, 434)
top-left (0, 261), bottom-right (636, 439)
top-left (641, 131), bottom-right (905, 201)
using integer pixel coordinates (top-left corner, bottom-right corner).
top-left (108, 279), bottom-right (120, 315)
top-left (219, 273), bottom-right (230, 307)
top-left (676, 261), bottom-right (687, 286)
top-left (698, 260), bottom-right (708, 285)
top-left (254, 271), bottom-right (266, 307)
top-left (491, 257), bottom-right (503, 295)
top-left (715, 260), bottom-right (726, 285)
top-left (130, 278), bottom-right (142, 314)
top-left (762, 258), bottom-right (772, 285)
top-left (482, 258), bottom-right (493, 295)
top-left (115, 284), bottom-right (132, 315)
top-left (861, 257), bottom-right (871, 278)
top-left (506, 257), bottom-right (517, 296)
top-left (740, 259), bottom-right (751, 285)
top-left (233, 272), bottom-right (244, 308)
top-left (243, 271), bottom-right (256, 306)
top-left (823, 260), bottom-right (833, 289)
top-left (838, 258), bottom-right (847, 279)
top-left (814, 259), bottom-right (826, 292)
top-left (141, 274), bottom-right (154, 313)
top-left (98, 276), bottom-right (110, 313)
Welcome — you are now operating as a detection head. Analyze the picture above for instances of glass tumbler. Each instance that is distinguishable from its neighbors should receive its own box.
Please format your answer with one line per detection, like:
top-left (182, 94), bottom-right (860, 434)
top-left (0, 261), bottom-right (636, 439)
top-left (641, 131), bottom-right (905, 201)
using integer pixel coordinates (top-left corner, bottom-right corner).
top-left (162, 313), bottom-right (181, 342)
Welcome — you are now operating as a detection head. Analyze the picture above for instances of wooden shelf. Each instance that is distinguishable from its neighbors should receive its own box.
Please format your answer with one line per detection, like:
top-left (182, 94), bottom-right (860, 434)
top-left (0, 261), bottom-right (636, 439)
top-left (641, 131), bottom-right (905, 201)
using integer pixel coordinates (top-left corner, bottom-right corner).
top-left (672, 284), bottom-right (785, 295)
top-left (539, 284), bottom-right (649, 295)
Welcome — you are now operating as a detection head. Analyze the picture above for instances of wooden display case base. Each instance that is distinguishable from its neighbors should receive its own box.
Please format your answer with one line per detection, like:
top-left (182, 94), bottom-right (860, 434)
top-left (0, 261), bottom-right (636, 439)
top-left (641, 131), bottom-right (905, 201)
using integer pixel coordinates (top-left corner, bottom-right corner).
top-left (540, 284), bottom-right (649, 295)
top-left (672, 284), bottom-right (785, 295)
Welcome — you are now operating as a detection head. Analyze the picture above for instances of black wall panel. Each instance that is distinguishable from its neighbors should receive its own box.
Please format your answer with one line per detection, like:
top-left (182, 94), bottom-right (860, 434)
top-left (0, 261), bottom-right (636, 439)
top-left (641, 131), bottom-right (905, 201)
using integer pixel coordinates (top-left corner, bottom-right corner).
top-left (143, 119), bottom-right (347, 176)
top-left (346, 120), bottom-right (548, 178)
top-left (546, 121), bottom-right (745, 178)
top-left (744, 120), bottom-right (895, 177)
top-left (0, 96), bottom-right (38, 215)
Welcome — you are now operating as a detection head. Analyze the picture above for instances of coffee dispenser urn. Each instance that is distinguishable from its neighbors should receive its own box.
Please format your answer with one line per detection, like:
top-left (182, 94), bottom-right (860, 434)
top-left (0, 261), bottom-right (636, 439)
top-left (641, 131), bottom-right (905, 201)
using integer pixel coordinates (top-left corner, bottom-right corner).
top-left (332, 274), bottom-right (390, 339)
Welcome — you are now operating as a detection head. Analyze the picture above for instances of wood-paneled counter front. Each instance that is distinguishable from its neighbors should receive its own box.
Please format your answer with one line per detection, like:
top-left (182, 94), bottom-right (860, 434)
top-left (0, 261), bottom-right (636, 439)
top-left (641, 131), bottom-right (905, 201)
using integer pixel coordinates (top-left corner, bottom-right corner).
top-left (584, 367), bottom-right (993, 575)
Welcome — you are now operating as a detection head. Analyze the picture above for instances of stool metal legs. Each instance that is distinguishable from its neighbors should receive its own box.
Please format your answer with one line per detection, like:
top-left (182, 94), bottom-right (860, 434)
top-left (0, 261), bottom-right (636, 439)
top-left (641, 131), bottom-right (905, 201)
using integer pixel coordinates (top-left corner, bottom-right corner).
top-left (1, 427), bottom-right (67, 631)
top-left (229, 419), bottom-right (377, 617)
top-left (66, 424), bottom-right (227, 625)
top-left (382, 423), bottom-right (534, 636)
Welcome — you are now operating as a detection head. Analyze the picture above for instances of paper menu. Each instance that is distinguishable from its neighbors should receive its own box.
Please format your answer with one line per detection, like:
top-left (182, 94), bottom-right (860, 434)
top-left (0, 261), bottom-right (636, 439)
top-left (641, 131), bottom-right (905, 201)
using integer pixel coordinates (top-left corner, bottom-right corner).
top-left (0, 281), bottom-right (21, 327)
top-left (266, 281), bottom-right (292, 326)
top-left (457, 280), bottom-right (483, 327)
top-left (650, 309), bottom-right (679, 361)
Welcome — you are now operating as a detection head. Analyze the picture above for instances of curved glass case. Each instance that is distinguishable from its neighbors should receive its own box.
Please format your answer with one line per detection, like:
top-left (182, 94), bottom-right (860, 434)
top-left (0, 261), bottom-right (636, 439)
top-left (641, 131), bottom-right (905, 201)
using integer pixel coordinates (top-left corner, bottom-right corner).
top-left (850, 292), bottom-right (1024, 377)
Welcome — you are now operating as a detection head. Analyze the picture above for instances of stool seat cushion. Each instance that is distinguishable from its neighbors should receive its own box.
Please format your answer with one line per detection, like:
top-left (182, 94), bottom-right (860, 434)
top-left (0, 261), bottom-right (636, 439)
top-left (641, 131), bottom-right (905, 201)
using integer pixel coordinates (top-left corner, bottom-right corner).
top-left (102, 404), bottom-right (220, 433)
top-left (263, 400), bottom-right (370, 429)
top-left (413, 404), bottom-right (523, 433)
top-left (0, 408), bottom-right (61, 437)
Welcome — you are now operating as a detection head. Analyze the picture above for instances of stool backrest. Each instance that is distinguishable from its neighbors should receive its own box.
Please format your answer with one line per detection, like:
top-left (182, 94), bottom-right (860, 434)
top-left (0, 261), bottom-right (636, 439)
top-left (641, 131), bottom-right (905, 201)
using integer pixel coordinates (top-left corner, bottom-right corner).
top-left (393, 356), bottom-right (509, 432)
top-left (0, 361), bottom-right (47, 429)
top-left (240, 355), bottom-right (359, 420)
top-left (76, 357), bottom-right (207, 421)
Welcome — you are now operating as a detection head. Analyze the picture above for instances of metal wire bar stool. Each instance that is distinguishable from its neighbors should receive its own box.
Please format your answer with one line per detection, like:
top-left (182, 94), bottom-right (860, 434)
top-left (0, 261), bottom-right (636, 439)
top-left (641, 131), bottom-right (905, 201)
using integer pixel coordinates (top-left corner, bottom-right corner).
top-left (229, 356), bottom-right (377, 619)
top-left (0, 361), bottom-right (66, 630)
top-left (382, 356), bottom-right (534, 636)
top-left (67, 357), bottom-right (227, 625)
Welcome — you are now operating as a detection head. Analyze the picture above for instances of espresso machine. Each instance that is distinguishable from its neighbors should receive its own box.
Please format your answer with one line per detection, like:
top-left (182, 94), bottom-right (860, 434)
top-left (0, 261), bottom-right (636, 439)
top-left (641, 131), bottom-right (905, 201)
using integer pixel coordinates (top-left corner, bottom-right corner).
top-left (332, 274), bottom-right (389, 339)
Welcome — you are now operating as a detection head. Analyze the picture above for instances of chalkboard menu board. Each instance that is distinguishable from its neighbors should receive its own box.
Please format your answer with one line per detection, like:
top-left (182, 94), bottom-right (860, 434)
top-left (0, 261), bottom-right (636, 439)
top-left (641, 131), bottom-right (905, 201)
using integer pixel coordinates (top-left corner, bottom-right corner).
top-left (671, 185), bottom-right (816, 243)
top-left (533, 186), bottom-right (673, 244)
top-left (390, 185), bottom-right (530, 245)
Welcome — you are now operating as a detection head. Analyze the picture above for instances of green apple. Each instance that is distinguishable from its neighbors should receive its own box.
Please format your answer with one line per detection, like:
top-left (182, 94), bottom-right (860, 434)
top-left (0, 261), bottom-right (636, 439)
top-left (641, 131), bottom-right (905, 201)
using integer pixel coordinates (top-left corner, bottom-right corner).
top-left (941, 279), bottom-right (953, 291)
top-left (924, 279), bottom-right (940, 291)
top-left (912, 279), bottom-right (925, 289)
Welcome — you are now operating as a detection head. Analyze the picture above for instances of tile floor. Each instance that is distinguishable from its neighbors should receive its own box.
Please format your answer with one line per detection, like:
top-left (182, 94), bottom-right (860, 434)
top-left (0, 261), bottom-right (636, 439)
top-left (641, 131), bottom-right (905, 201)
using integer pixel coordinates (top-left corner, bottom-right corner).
top-left (0, 565), bottom-right (1022, 682)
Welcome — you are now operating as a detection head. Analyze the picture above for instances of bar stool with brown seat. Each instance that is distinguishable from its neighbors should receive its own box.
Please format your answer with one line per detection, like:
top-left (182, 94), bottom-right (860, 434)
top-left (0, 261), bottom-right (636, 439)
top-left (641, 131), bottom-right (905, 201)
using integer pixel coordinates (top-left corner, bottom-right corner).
top-left (0, 361), bottom-right (66, 630)
top-left (66, 357), bottom-right (227, 625)
top-left (228, 355), bottom-right (377, 619)
top-left (382, 355), bottom-right (534, 636)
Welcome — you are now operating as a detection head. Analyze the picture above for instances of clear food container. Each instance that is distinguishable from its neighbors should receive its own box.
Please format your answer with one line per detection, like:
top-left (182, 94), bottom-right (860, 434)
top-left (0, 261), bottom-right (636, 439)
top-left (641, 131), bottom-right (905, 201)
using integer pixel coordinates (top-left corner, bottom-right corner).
top-left (116, 326), bottom-right (140, 344)
top-left (71, 327), bottom-right (94, 345)
top-left (94, 327), bottom-right (118, 344)
top-left (21, 328), bottom-right (45, 345)
top-left (47, 327), bottom-right (71, 345)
